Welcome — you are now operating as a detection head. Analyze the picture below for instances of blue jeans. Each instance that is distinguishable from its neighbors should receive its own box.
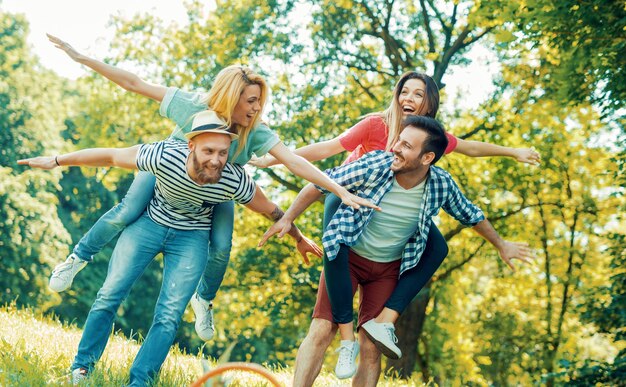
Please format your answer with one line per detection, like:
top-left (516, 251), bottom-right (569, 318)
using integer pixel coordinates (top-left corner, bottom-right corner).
top-left (73, 171), bottom-right (156, 261)
top-left (196, 200), bottom-right (234, 301)
top-left (71, 214), bottom-right (209, 386)
top-left (73, 171), bottom-right (234, 302)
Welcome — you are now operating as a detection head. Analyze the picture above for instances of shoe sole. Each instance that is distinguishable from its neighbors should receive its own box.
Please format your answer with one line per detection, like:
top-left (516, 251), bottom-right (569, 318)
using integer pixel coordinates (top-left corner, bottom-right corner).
top-left (49, 281), bottom-right (71, 293)
top-left (336, 369), bottom-right (356, 379)
top-left (362, 329), bottom-right (401, 360)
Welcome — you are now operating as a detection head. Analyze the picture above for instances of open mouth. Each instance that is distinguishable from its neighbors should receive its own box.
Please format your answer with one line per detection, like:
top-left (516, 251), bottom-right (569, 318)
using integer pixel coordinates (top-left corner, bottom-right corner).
top-left (402, 105), bottom-right (416, 114)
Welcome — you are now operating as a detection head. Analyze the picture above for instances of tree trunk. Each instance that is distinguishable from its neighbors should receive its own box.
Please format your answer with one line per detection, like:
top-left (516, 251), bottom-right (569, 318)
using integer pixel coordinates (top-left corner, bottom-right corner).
top-left (385, 286), bottom-right (431, 380)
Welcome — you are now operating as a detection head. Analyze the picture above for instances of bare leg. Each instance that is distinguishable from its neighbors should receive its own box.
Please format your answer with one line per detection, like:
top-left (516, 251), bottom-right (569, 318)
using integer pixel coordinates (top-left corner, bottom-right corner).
top-left (338, 322), bottom-right (355, 341)
top-left (293, 318), bottom-right (337, 387)
top-left (374, 307), bottom-right (400, 323)
top-left (353, 329), bottom-right (382, 387)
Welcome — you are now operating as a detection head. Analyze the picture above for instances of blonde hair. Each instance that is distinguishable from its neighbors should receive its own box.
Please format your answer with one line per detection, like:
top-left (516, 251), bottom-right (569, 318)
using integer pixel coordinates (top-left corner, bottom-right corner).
top-left (369, 72), bottom-right (440, 150)
top-left (200, 65), bottom-right (268, 159)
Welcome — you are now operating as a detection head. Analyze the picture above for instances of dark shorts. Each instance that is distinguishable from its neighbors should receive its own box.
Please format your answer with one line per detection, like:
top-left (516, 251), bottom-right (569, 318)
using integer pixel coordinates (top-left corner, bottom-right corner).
top-left (312, 249), bottom-right (400, 327)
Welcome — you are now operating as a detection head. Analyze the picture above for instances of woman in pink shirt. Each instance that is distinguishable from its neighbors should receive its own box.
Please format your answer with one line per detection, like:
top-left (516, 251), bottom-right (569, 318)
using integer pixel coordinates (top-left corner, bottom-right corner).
top-left (253, 71), bottom-right (540, 378)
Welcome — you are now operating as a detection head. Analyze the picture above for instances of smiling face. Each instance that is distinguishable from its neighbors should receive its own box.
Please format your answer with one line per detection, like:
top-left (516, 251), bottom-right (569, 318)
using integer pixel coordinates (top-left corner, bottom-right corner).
top-left (231, 84), bottom-right (262, 128)
top-left (188, 132), bottom-right (231, 184)
top-left (398, 78), bottom-right (429, 117)
top-left (390, 126), bottom-right (434, 174)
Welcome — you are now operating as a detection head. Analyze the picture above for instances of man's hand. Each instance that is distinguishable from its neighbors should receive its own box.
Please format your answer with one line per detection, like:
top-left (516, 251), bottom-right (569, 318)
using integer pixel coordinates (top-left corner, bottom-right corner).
top-left (296, 236), bottom-right (323, 265)
top-left (340, 191), bottom-right (381, 211)
top-left (498, 241), bottom-right (535, 271)
top-left (512, 147), bottom-right (541, 165)
top-left (18, 156), bottom-right (58, 170)
top-left (258, 218), bottom-right (292, 247)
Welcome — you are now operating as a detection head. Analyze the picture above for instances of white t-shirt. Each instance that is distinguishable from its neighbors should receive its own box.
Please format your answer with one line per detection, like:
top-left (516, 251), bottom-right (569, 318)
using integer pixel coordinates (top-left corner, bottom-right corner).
top-left (351, 178), bottom-right (426, 262)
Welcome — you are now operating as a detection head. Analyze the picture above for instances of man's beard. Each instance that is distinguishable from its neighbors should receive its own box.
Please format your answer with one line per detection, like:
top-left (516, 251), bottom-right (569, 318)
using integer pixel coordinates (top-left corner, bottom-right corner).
top-left (191, 151), bottom-right (223, 184)
top-left (391, 151), bottom-right (422, 174)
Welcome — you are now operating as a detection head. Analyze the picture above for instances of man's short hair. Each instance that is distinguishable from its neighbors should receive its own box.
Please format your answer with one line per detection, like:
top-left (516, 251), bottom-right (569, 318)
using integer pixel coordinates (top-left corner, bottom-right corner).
top-left (402, 115), bottom-right (449, 164)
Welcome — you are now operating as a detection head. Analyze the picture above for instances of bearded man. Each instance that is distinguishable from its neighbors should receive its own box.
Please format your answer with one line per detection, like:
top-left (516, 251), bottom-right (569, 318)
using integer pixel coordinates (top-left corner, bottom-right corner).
top-left (18, 110), bottom-right (320, 386)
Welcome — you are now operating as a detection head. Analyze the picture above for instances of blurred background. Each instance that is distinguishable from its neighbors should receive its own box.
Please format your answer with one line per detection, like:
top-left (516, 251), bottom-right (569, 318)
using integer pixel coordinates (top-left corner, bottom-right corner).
top-left (0, 0), bottom-right (624, 384)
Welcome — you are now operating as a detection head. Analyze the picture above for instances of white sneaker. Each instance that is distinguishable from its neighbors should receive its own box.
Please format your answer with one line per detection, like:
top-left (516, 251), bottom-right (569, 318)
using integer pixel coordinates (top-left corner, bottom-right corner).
top-left (49, 254), bottom-right (88, 292)
top-left (71, 368), bottom-right (88, 385)
top-left (334, 340), bottom-right (359, 379)
top-left (361, 320), bottom-right (402, 359)
top-left (190, 293), bottom-right (215, 341)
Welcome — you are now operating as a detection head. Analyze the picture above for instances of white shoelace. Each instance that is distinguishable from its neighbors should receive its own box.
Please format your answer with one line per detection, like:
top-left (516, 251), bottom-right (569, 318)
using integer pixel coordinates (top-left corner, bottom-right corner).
top-left (335, 343), bottom-right (355, 367)
top-left (52, 258), bottom-right (80, 276)
top-left (385, 325), bottom-right (399, 344)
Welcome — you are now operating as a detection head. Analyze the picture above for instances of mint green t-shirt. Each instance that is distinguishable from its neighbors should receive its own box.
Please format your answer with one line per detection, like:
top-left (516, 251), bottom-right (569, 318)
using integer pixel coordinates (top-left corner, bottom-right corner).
top-left (351, 178), bottom-right (426, 262)
top-left (159, 87), bottom-right (280, 165)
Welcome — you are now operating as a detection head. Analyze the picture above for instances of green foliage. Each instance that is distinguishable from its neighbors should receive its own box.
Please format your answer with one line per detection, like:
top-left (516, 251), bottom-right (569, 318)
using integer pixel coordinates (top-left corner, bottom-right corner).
top-left (0, 11), bottom-right (72, 308)
top-left (553, 135), bottom-right (626, 385)
top-left (514, 0), bottom-right (626, 112)
top-left (1, 1), bottom-right (624, 384)
top-left (205, 201), bottom-right (325, 364)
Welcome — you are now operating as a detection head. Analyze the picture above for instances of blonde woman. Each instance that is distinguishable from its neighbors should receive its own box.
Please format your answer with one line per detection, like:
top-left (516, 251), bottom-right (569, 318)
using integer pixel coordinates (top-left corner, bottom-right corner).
top-left (46, 34), bottom-right (378, 342)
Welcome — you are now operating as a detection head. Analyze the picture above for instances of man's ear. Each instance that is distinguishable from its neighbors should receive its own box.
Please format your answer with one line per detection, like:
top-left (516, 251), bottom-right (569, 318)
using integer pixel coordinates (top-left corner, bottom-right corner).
top-left (188, 140), bottom-right (195, 151)
top-left (421, 151), bottom-right (435, 166)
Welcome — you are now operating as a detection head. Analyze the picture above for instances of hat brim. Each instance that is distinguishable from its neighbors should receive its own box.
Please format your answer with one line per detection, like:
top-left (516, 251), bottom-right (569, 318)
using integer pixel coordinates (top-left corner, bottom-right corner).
top-left (184, 129), bottom-right (239, 140)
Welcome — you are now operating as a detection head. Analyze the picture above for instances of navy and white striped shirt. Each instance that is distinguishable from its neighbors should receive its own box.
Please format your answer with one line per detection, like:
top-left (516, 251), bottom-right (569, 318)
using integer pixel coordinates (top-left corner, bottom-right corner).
top-left (136, 140), bottom-right (256, 230)
top-left (319, 150), bottom-right (485, 276)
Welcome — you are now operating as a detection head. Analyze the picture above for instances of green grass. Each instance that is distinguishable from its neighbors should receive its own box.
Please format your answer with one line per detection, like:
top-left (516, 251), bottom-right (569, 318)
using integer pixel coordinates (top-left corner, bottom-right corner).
top-left (0, 304), bottom-right (421, 386)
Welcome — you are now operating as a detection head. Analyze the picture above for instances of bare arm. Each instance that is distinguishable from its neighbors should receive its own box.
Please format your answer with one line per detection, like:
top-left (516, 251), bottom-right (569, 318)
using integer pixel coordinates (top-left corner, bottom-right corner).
top-left (472, 219), bottom-right (535, 271)
top-left (47, 34), bottom-right (167, 102)
top-left (252, 137), bottom-right (346, 167)
top-left (267, 142), bottom-right (379, 211)
top-left (258, 183), bottom-right (323, 246)
top-left (454, 138), bottom-right (540, 165)
top-left (17, 146), bottom-right (140, 170)
top-left (245, 185), bottom-right (323, 264)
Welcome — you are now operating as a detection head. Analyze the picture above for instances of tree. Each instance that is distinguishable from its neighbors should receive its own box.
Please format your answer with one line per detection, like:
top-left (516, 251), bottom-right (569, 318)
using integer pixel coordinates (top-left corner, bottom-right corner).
top-left (514, 0), bottom-right (626, 112)
top-left (555, 133), bottom-right (626, 385)
top-left (8, 0), bottom-right (622, 382)
top-left (0, 10), bottom-right (72, 308)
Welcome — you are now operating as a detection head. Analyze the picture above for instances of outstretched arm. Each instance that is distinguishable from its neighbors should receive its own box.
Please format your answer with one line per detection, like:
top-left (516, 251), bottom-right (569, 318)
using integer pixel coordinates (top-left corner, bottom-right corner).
top-left (258, 183), bottom-right (323, 247)
top-left (47, 34), bottom-right (167, 102)
top-left (454, 138), bottom-right (541, 165)
top-left (472, 219), bottom-right (535, 271)
top-left (250, 137), bottom-right (346, 168)
top-left (245, 185), bottom-right (322, 264)
top-left (267, 142), bottom-right (380, 211)
top-left (17, 146), bottom-right (140, 170)
top-left (441, 173), bottom-right (534, 270)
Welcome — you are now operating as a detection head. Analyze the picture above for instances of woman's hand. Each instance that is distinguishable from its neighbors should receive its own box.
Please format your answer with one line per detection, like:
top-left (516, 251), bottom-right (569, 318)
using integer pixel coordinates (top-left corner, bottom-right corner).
top-left (339, 191), bottom-right (381, 211)
top-left (47, 34), bottom-right (85, 62)
top-left (512, 147), bottom-right (541, 165)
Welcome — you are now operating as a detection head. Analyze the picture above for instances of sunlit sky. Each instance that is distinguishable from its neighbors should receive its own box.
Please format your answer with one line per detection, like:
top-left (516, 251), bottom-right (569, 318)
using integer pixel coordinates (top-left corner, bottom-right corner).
top-left (3, 0), bottom-right (497, 110)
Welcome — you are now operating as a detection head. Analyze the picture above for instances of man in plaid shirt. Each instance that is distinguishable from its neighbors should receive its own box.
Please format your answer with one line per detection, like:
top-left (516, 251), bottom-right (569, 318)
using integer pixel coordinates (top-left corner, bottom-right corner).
top-left (261, 115), bottom-right (533, 386)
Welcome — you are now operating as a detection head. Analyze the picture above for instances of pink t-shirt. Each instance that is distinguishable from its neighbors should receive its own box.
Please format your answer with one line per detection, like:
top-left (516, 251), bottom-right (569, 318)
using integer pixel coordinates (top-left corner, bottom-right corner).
top-left (338, 115), bottom-right (458, 164)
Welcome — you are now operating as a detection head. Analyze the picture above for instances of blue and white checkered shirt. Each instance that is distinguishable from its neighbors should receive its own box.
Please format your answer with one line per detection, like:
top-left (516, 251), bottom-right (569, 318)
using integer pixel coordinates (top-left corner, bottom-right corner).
top-left (319, 150), bottom-right (485, 276)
